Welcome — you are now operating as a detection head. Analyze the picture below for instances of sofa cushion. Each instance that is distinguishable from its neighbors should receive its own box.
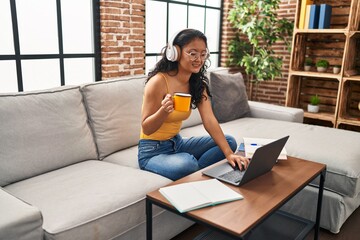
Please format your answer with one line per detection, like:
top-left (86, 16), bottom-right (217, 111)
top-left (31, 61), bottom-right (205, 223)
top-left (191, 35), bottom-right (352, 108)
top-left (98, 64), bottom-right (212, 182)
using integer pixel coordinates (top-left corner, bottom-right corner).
top-left (103, 145), bottom-right (139, 168)
top-left (0, 86), bottom-right (97, 186)
top-left (248, 100), bottom-right (304, 123)
top-left (5, 160), bottom-right (172, 240)
top-left (209, 69), bottom-right (250, 123)
top-left (180, 118), bottom-right (360, 198)
top-left (81, 75), bottom-right (146, 159)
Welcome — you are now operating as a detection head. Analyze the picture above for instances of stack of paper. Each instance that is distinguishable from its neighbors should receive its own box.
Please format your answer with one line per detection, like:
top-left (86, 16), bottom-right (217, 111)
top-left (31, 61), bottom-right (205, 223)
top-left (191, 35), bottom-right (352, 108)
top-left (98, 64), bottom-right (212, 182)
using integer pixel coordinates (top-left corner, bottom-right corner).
top-left (243, 137), bottom-right (288, 160)
top-left (159, 179), bottom-right (243, 213)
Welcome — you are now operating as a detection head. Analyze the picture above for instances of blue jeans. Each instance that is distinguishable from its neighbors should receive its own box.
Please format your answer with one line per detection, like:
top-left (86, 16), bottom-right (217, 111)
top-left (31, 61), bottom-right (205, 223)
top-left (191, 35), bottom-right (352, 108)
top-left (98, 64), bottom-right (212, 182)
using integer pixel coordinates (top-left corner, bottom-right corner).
top-left (138, 134), bottom-right (237, 181)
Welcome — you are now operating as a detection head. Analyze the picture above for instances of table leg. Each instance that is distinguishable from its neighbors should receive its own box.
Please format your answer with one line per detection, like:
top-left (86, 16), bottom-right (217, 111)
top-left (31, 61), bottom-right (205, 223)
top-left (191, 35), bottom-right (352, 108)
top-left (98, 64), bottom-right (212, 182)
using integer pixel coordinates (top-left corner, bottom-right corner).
top-left (146, 198), bottom-right (152, 240)
top-left (314, 169), bottom-right (326, 240)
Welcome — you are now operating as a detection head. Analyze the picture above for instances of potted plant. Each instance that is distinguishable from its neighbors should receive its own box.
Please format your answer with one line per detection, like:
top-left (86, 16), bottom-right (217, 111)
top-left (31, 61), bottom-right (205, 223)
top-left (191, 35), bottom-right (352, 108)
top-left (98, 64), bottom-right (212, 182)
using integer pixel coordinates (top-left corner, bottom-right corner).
top-left (316, 60), bottom-right (329, 72)
top-left (304, 58), bottom-right (313, 71)
top-left (333, 65), bottom-right (341, 74)
top-left (227, 0), bottom-right (293, 100)
top-left (308, 95), bottom-right (320, 113)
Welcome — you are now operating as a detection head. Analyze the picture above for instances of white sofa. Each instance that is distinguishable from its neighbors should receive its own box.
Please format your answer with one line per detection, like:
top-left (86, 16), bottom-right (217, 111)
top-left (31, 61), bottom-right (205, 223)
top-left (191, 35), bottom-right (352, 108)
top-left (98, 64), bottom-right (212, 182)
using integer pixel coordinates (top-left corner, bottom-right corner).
top-left (0, 68), bottom-right (359, 239)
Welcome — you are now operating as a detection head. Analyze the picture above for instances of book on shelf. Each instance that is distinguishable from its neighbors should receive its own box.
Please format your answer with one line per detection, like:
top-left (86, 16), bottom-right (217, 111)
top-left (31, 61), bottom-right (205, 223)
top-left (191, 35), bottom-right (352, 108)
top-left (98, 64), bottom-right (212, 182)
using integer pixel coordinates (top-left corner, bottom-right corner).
top-left (318, 4), bottom-right (332, 29)
top-left (299, 0), bottom-right (314, 29)
top-left (304, 5), bottom-right (311, 29)
top-left (159, 179), bottom-right (243, 213)
top-left (309, 4), bottom-right (320, 29)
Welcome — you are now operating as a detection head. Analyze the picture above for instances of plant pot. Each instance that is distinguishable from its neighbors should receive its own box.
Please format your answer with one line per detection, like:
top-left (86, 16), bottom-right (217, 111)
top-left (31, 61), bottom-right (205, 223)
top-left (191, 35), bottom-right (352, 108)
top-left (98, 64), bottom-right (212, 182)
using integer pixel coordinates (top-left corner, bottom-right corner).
top-left (333, 67), bottom-right (341, 74)
top-left (317, 67), bottom-right (327, 73)
top-left (307, 104), bottom-right (319, 113)
top-left (304, 65), bottom-right (311, 71)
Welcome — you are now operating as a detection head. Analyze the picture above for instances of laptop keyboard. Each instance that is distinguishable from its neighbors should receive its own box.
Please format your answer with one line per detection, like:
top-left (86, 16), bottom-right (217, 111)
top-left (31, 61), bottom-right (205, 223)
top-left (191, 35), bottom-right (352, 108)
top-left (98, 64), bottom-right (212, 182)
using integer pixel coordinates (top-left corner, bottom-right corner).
top-left (219, 170), bottom-right (245, 183)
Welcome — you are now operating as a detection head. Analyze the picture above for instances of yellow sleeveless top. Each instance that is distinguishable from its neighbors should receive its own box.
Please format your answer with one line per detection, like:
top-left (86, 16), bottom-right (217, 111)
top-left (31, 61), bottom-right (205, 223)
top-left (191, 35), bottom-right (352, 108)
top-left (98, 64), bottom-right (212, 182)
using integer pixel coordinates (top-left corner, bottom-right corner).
top-left (140, 73), bottom-right (191, 140)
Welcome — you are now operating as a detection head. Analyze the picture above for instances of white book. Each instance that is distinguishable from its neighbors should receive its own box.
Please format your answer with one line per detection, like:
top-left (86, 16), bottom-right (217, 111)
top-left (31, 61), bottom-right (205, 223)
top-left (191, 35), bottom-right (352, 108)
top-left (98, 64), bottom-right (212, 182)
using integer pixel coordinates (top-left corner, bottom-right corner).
top-left (243, 137), bottom-right (288, 160)
top-left (159, 179), bottom-right (243, 213)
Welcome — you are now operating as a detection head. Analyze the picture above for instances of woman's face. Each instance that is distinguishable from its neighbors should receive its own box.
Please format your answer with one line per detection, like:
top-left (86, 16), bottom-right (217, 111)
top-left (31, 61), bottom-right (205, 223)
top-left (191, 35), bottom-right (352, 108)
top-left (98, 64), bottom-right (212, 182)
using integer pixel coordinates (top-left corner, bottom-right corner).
top-left (178, 38), bottom-right (208, 74)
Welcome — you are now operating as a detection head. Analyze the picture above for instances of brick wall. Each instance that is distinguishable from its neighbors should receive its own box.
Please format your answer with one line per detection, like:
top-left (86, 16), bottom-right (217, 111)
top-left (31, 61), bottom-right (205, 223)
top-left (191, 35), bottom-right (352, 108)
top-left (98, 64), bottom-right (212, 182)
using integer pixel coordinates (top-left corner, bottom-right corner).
top-left (100, 0), bottom-right (145, 79)
top-left (220, 0), bottom-right (297, 105)
top-left (100, 0), bottom-right (297, 105)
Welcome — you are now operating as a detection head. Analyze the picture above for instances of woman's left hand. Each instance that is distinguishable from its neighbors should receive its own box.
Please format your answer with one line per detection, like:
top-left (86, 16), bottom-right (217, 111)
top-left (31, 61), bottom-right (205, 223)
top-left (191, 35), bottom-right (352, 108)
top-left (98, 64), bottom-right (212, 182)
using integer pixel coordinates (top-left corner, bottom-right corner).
top-left (226, 154), bottom-right (250, 171)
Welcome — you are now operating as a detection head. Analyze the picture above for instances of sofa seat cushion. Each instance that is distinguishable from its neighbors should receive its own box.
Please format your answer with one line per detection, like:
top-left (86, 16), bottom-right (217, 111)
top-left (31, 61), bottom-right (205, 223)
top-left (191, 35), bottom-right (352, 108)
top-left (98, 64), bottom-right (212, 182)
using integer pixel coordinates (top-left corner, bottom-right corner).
top-left (0, 86), bottom-right (97, 186)
top-left (180, 118), bottom-right (360, 198)
top-left (5, 160), bottom-right (171, 240)
top-left (81, 75), bottom-right (146, 159)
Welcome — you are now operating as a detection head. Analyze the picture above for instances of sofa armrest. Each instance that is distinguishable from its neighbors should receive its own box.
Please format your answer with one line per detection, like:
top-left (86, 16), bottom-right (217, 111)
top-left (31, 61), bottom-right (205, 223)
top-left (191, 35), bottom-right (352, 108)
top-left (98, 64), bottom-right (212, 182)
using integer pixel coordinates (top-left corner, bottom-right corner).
top-left (248, 101), bottom-right (304, 123)
top-left (0, 188), bottom-right (43, 240)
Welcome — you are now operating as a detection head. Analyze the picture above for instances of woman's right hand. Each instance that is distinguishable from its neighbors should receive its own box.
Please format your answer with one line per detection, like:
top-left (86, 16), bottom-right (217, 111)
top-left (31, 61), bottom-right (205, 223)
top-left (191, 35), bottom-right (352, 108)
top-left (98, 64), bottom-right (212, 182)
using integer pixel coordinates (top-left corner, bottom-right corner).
top-left (161, 94), bottom-right (174, 114)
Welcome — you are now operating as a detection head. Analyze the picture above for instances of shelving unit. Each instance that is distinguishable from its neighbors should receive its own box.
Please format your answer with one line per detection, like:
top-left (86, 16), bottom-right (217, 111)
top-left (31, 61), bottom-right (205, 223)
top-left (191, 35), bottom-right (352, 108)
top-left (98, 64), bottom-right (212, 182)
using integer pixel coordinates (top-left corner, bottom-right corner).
top-left (286, 0), bottom-right (360, 131)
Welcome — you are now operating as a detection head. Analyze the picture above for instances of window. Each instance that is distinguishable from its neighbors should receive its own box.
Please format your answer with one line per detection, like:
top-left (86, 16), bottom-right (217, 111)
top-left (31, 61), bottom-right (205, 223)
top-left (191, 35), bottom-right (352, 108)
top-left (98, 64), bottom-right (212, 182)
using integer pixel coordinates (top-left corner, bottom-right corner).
top-left (0, 0), bottom-right (101, 93)
top-left (145, 0), bottom-right (222, 73)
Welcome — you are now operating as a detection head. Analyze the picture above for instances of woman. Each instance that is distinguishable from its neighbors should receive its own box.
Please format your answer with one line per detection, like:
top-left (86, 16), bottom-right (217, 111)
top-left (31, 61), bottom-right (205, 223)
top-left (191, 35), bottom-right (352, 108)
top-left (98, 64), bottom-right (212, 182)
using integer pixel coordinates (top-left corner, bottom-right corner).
top-left (138, 29), bottom-right (249, 181)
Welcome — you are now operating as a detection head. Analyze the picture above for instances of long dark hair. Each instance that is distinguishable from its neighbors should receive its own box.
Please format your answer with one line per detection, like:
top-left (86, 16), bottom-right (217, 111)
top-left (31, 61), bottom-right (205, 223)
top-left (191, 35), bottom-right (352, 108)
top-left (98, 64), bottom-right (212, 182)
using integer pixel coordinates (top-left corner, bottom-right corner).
top-left (146, 29), bottom-right (211, 109)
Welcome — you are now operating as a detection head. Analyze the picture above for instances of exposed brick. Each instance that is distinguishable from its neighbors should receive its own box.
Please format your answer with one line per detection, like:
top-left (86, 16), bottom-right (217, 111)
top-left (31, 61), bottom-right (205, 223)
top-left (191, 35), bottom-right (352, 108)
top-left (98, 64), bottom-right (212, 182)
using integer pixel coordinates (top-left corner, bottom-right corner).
top-left (129, 41), bottom-right (144, 47)
top-left (102, 71), bottom-right (131, 78)
top-left (101, 14), bottom-right (130, 21)
top-left (100, 2), bottom-right (128, 8)
top-left (134, 69), bottom-right (145, 75)
top-left (123, 52), bottom-right (143, 58)
top-left (129, 34), bottom-right (145, 41)
top-left (103, 34), bottom-right (116, 41)
top-left (101, 52), bottom-right (120, 58)
top-left (131, 15), bottom-right (144, 22)
top-left (123, 22), bottom-right (131, 28)
top-left (133, 47), bottom-right (145, 53)
top-left (131, 22), bottom-right (145, 29)
top-left (121, 9), bottom-right (130, 15)
top-left (101, 27), bottom-right (130, 34)
top-left (131, 10), bottom-right (145, 16)
top-left (103, 65), bottom-right (119, 71)
top-left (115, 35), bottom-right (127, 41)
top-left (101, 21), bottom-right (122, 28)
top-left (134, 58), bottom-right (145, 64)
top-left (100, 0), bottom-right (146, 79)
top-left (129, 63), bottom-right (144, 69)
top-left (101, 8), bottom-right (121, 15)
top-left (102, 59), bottom-right (130, 65)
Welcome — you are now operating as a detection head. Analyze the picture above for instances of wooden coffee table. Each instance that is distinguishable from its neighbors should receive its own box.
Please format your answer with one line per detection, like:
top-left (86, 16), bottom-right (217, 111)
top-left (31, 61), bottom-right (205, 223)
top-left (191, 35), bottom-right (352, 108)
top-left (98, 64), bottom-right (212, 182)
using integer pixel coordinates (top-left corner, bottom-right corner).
top-left (146, 156), bottom-right (326, 240)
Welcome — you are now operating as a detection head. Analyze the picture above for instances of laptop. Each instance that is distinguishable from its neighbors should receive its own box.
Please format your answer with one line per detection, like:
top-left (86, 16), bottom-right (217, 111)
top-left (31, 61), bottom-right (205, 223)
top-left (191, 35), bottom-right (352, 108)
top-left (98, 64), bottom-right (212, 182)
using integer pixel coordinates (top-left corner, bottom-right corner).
top-left (202, 136), bottom-right (289, 186)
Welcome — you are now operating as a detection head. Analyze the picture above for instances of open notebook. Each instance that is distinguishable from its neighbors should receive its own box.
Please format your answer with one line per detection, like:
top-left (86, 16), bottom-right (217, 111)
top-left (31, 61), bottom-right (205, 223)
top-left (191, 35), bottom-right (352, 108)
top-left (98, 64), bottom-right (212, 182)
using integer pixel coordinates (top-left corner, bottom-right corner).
top-left (159, 179), bottom-right (243, 213)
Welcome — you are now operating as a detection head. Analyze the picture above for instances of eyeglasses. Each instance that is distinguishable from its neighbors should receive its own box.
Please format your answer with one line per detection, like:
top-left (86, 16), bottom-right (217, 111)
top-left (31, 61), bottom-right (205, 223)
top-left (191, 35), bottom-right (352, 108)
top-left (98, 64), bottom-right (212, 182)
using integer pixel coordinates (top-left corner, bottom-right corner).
top-left (184, 51), bottom-right (210, 61)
